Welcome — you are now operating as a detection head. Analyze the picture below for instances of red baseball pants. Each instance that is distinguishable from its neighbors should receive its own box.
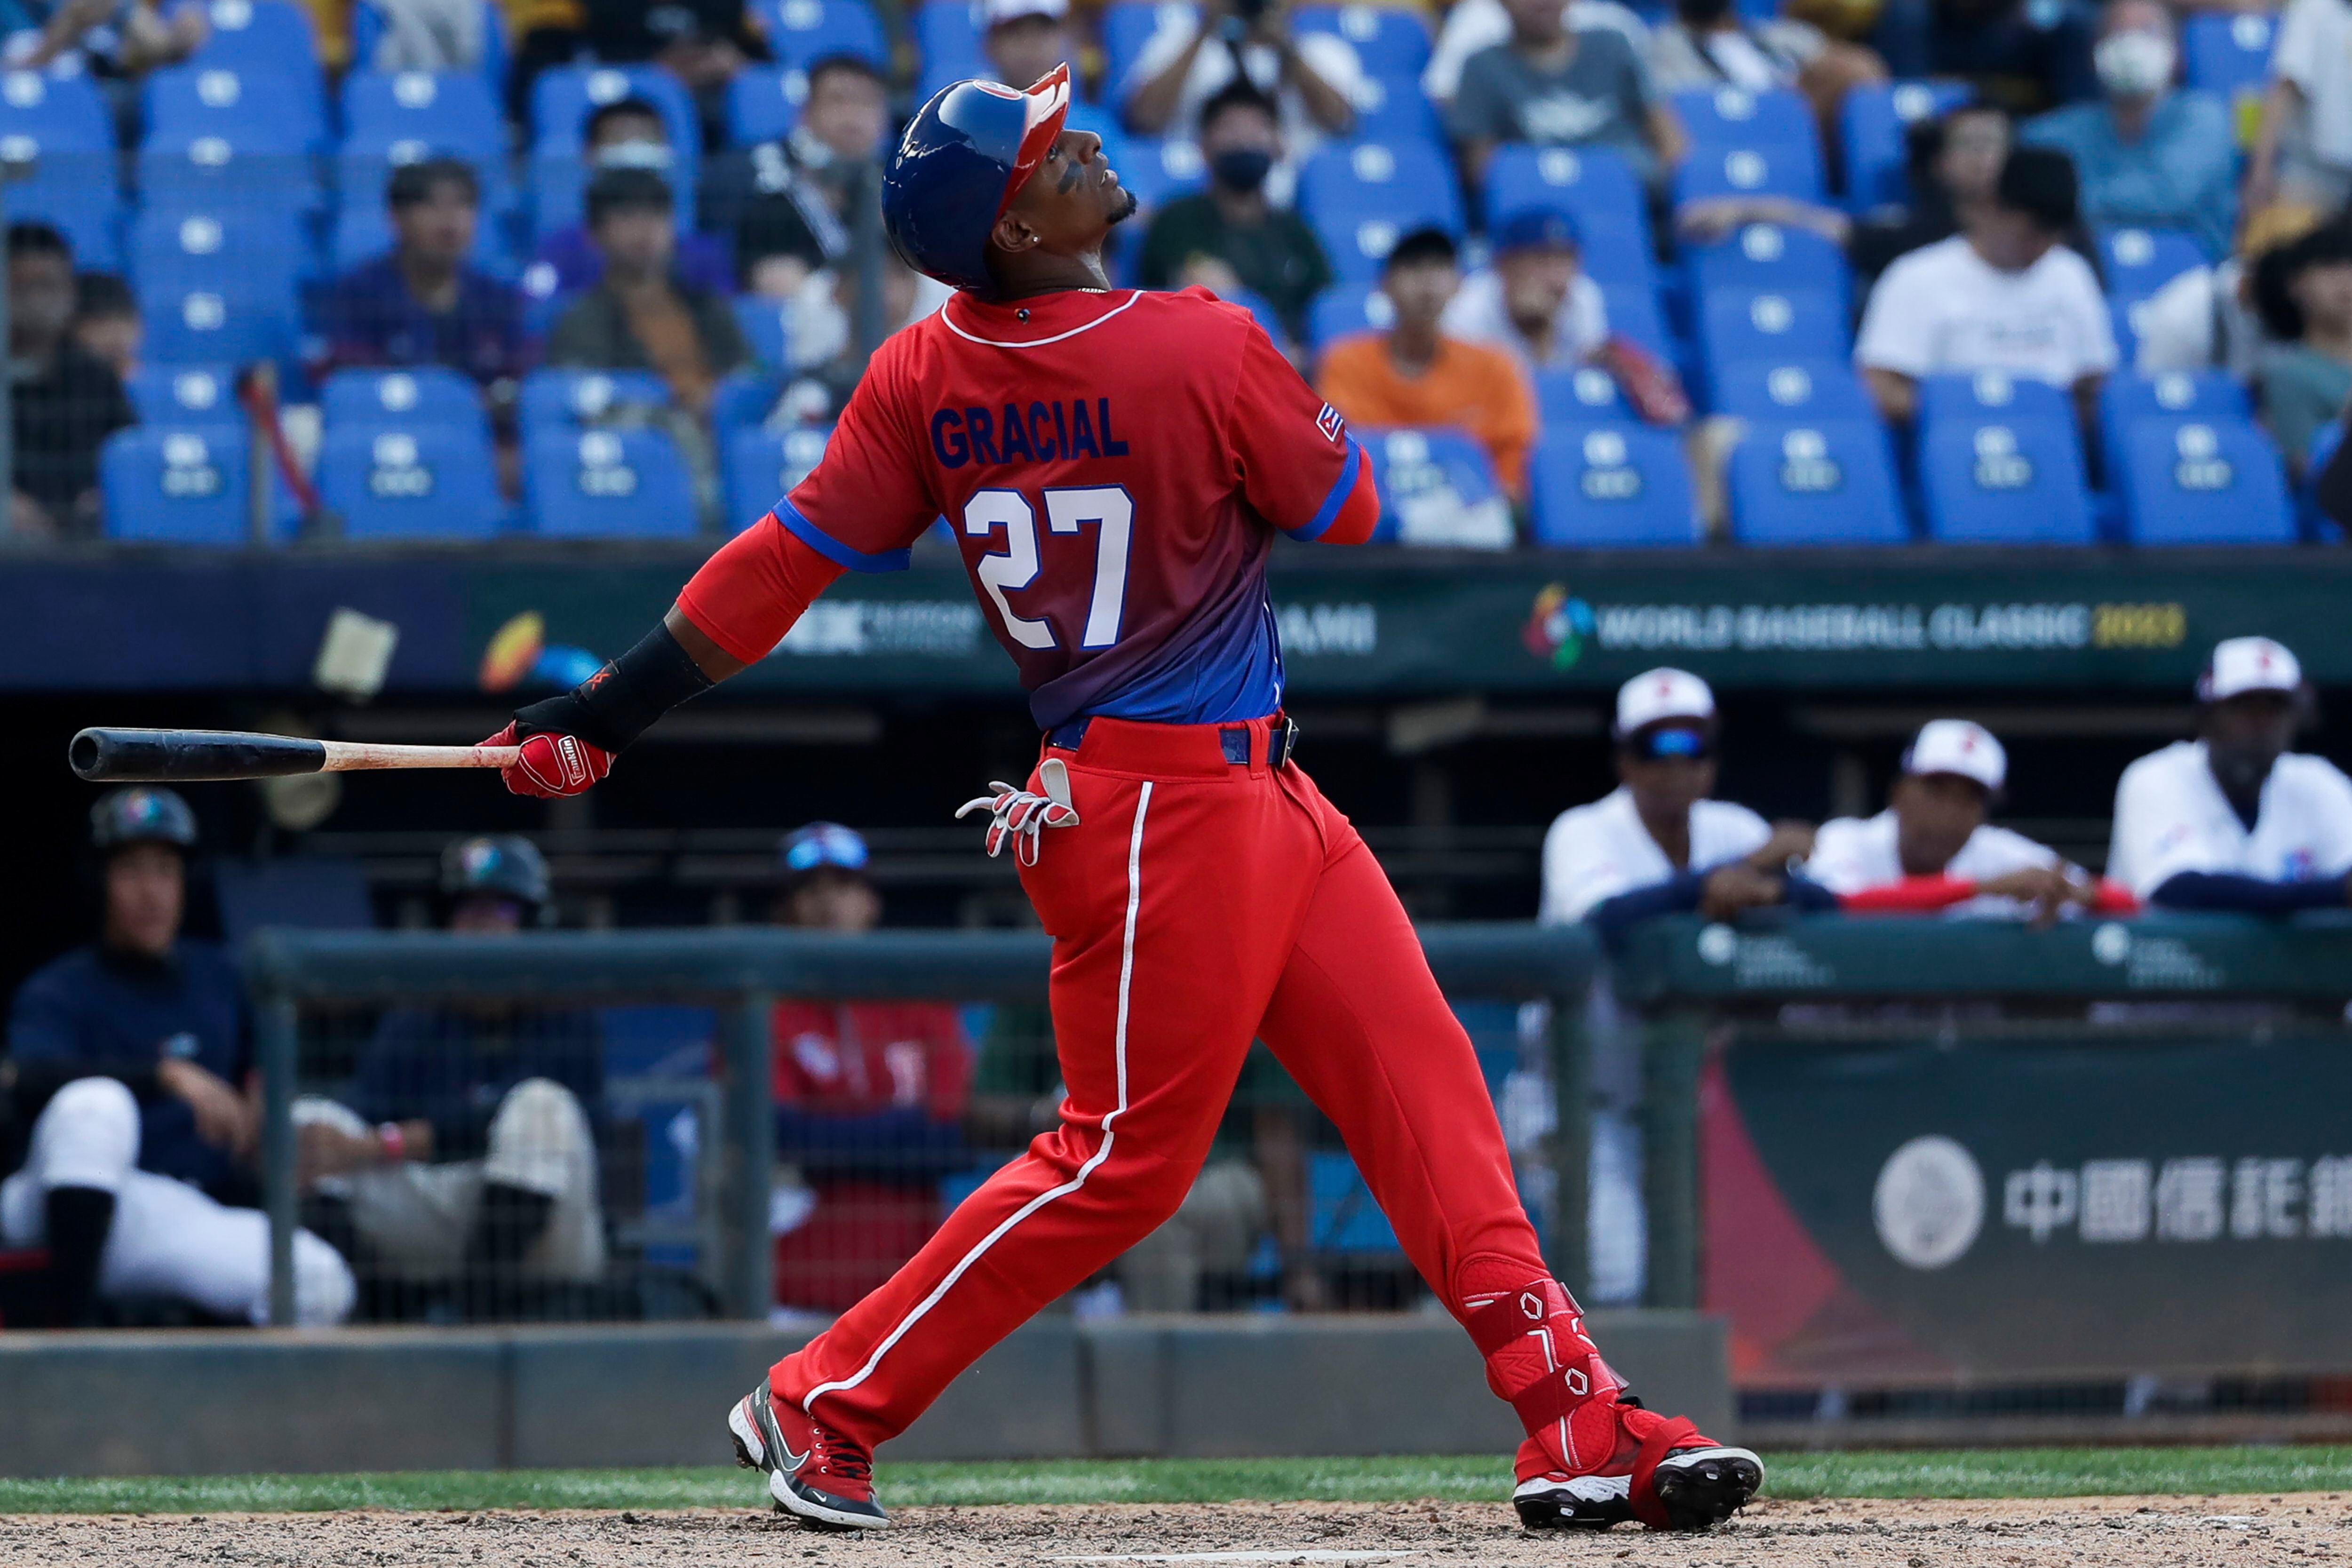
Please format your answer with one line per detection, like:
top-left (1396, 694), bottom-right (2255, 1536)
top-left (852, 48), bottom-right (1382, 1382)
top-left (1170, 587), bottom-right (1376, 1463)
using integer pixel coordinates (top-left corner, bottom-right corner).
top-left (770, 714), bottom-right (1565, 1447)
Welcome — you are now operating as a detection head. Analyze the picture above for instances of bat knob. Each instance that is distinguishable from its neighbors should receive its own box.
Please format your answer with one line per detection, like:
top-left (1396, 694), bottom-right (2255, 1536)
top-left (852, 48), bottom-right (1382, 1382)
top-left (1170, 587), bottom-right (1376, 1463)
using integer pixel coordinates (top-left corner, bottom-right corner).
top-left (69, 729), bottom-right (112, 781)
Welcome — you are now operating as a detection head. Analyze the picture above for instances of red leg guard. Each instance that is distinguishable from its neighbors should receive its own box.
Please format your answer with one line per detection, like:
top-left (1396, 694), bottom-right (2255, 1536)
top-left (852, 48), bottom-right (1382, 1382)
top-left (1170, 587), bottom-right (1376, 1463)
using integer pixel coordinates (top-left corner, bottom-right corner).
top-left (1463, 1279), bottom-right (1625, 1474)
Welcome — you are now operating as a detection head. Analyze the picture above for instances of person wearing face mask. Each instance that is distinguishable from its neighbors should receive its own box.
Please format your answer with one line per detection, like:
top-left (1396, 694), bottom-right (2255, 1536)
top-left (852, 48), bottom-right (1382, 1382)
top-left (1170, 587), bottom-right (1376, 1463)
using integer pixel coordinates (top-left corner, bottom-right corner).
top-left (1854, 145), bottom-right (2115, 429)
top-left (1138, 81), bottom-right (1333, 341)
top-left (1439, 206), bottom-right (1608, 373)
top-left (2019, 0), bottom-right (2233, 258)
top-left (526, 97), bottom-right (735, 304)
top-left (702, 53), bottom-right (892, 301)
top-left (2109, 638), bottom-right (2352, 914)
top-left (2252, 222), bottom-right (2352, 473)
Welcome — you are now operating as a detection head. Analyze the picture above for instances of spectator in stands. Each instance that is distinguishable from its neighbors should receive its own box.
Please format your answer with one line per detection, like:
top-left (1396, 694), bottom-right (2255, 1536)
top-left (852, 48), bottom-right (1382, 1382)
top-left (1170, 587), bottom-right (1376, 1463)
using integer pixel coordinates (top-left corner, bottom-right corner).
top-left (504, 0), bottom-right (589, 120)
top-left (70, 272), bottom-right (139, 382)
top-left (2250, 0), bottom-right (2352, 212)
top-left (1541, 668), bottom-right (1824, 939)
top-left (363, 0), bottom-right (493, 72)
top-left (528, 97), bottom-right (734, 302)
top-left (2109, 637), bottom-right (2352, 913)
top-left (703, 54), bottom-right (890, 300)
top-left (982, 0), bottom-right (1073, 92)
top-left (1854, 145), bottom-right (2115, 429)
top-left (2255, 222), bottom-right (2352, 473)
top-left (1316, 227), bottom-right (1540, 500)
top-left (294, 837), bottom-right (606, 1321)
top-left (2019, 0), bottom-right (2234, 258)
top-left (771, 251), bottom-right (954, 422)
top-left (1847, 101), bottom-right (2011, 284)
top-left (1449, 0), bottom-right (1687, 192)
top-left (583, 0), bottom-right (764, 111)
top-left (7, 0), bottom-right (205, 80)
top-left (2134, 200), bottom-right (2320, 378)
top-left (1804, 719), bottom-right (2130, 920)
top-left (310, 159), bottom-right (530, 408)
top-left (1871, 0), bottom-right (2095, 117)
top-left (548, 167), bottom-right (751, 421)
top-left (1442, 206), bottom-right (1607, 373)
top-left (8, 223), bottom-right (131, 542)
top-left (1122, 0), bottom-right (1361, 154)
top-left (1424, 0), bottom-right (1656, 110)
top-left (1, 788), bottom-right (352, 1326)
top-left (1643, 0), bottom-right (1886, 148)
top-left (763, 824), bottom-right (976, 1314)
top-left (1138, 81), bottom-right (1334, 342)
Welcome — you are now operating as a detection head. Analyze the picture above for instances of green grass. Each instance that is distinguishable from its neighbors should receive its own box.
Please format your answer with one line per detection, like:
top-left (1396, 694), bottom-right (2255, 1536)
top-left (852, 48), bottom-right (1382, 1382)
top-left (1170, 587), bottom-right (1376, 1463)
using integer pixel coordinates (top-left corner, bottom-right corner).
top-left (4, 1448), bottom-right (2352, 1515)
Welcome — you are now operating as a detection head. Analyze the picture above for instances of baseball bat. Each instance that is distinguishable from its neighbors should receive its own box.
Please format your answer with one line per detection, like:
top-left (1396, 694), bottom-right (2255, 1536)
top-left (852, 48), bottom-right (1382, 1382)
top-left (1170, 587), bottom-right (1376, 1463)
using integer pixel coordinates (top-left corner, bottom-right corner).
top-left (70, 728), bottom-right (519, 783)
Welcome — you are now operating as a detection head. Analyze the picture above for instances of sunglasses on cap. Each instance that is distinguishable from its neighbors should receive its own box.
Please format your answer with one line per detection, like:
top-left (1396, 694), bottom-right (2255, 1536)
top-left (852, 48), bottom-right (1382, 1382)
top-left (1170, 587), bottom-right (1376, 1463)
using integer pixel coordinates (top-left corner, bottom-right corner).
top-left (1629, 726), bottom-right (1713, 762)
top-left (782, 823), bottom-right (870, 873)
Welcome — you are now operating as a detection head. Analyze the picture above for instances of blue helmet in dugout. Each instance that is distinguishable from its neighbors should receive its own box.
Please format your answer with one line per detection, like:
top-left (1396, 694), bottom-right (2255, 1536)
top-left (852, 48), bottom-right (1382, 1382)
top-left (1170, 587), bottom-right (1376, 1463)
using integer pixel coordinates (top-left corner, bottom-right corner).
top-left (90, 786), bottom-right (198, 852)
top-left (882, 64), bottom-right (1073, 292)
top-left (440, 834), bottom-right (552, 908)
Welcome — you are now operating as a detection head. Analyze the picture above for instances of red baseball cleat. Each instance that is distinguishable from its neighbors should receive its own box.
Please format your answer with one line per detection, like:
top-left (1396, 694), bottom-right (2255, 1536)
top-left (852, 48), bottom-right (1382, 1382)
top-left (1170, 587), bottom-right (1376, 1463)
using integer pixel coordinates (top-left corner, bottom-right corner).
top-left (1511, 1395), bottom-right (1762, 1532)
top-left (727, 1381), bottom-right (887, 1530)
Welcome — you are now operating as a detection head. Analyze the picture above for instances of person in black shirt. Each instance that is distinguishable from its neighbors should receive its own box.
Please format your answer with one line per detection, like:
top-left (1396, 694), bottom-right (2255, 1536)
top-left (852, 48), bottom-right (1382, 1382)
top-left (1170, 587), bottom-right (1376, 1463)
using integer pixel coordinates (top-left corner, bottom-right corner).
top-left (8, 223), bottom-right (134, 541)
top-left (700, 53), bottom-right (890, 299)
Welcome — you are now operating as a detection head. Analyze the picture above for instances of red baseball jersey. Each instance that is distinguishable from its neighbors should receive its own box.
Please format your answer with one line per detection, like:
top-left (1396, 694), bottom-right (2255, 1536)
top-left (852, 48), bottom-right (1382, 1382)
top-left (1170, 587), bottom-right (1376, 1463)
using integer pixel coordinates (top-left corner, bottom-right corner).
top-left (770, 287), bottom-right (1373, 731)
top-left (771, 999), bottom-right (974, 1120)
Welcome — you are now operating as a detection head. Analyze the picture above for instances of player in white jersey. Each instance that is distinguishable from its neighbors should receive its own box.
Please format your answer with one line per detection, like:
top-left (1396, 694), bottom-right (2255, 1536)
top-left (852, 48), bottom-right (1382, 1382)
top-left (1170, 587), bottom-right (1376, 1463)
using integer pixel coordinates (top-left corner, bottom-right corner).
top-left (1541, 669), bottom-right (1822, 938)
top-left (1806, 719), bottom-right (2135, 919)
top-left (2109, 637), bottom-right (2352, 909)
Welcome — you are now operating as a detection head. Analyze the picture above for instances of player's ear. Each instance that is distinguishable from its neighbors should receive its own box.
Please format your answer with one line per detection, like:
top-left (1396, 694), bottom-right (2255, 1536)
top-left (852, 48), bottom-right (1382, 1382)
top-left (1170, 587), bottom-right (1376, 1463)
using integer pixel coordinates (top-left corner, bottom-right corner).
top-left (990, 209), bottom-right (1039, 257)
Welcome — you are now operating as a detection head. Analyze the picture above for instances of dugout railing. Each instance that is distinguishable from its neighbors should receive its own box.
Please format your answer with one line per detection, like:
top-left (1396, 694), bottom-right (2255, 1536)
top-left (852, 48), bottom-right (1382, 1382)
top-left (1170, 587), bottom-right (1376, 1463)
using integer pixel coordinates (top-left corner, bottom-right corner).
top-left (241, 923), bottom-right (1599, 1331)
top-left (1614, 911), bottom-right (2352, 1442)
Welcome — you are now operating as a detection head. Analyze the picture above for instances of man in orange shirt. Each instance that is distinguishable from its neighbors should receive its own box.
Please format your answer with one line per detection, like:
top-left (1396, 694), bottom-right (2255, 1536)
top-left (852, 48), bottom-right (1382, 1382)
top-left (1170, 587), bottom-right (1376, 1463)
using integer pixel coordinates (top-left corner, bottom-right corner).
top-left (1315, 227), bottom-right (1540, 500)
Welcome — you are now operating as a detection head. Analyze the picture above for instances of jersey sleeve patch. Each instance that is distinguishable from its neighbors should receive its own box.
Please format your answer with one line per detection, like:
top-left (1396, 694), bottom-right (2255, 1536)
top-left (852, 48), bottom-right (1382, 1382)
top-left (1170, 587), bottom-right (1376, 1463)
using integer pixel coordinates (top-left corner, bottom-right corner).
top-left (774, 496), bottom-right (914, 573)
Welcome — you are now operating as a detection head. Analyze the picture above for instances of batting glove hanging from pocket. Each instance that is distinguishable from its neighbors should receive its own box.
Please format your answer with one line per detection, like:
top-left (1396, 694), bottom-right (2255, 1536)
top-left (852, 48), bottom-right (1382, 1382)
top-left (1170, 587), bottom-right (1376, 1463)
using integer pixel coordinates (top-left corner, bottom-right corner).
top-left (955, 756), bottom-right (1080, 866)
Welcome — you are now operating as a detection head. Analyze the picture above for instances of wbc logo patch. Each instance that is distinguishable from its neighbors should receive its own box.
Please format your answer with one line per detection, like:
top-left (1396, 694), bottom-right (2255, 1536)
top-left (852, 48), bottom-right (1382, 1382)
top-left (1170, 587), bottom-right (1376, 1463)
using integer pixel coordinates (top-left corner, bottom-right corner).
top-left (1316, 403), bottom-right (1346, 443)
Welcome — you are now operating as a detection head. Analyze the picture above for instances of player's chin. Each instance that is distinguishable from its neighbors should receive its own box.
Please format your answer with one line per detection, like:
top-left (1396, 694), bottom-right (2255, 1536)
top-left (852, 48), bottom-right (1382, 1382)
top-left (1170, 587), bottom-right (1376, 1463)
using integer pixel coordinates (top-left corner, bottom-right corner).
top-left (1107, 187), bottom-right (1140, 225)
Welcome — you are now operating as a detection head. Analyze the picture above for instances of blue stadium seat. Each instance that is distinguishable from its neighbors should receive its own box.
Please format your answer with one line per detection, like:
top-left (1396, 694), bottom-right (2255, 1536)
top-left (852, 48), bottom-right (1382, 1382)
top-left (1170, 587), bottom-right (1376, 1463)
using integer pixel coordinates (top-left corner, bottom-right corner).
top-left (342, 70), bottom-right (505, 160)
top-left (1222, 286), bottom-right (1290, 347)
top-left (322, 366), bottom-right (489, 437)
top-left (725, 424), bottom-right (833, 528)
top-left (136, 142), bottom-right (319, 217)
top-left (190, 0), bottom-right (323, 89)
top-left (1293, 4), bottom-right (1431, 81)
top-left (1307, 281), bottom-right (1389, 349)
top-left (1841, 80), bottom-right (1971, 212)
top-left (1568, 214), bottom-right (1654, 289)
top-left (1360, 427), bottom-right (1513, 547)
top-left (1530, 423), bottom-right (1698, 546)
top-left (914, 0), bottom-right (985, 88)
top-left (1726, 420), bottom-right (1907, 544)
top-left (140, 285), bottom-right (297, 370)
top-left (757, 0), bottom-right (889, 69)
top-left (1675, 141), bottom-right (1825, 206)
top-left (0, 67), bottom-right (112, 151)
top-left (733, 294), bottom-right (792, 369)
top-left (1482, 143), bottom-right (1645, 239)
top-left (1597, 284), bottom-right (1671, 357)
top-left (1686, 223), bottom-right (1851, 310)
top-left (101, 425), bottom-right (253, 543)
top-left (1919, 417), bottom-right (2094, 543)
top-left (1309, 1151), bottom-right (1401, 1254)
top-left (525, 427), bottom-right (698, 537)
top-left (1711, 358), bottom-right (1874, 421)
top-left (2100, 369), bottom-right (2250, 467)
top-left (1696, 287), bottom-right (1846, 393)
top-left (1108, 135), bottom-right (1205, 213)
top-left (130, 206), bottom-right (310, 295)
top-left (2115, 418), bottom-right (2293, 544)
top-left (2183, 12), bottom-right (2273, 113)
top-left (530, 66), bottom-right (701, 168)
top-left (520, 368), bottom-right (673, 432)
top-left (4, 167), bottom-right (125, 270)
top-left (126, 364), bottom-right (240, 425)
top-left (1917, 368), bottom-right (2074, 433)
top-left (1535, 363), bottom-right (1631, 423)
top-left (711, 370), bottom-right (785, 443)
top-left (1672, 85), bottom-right (1816, 152)
top-left (1103, 2), bottom-right (1192, 95)
top-left (2304, 419), bottom-right (2344, 540)
top-left (2098, 225), bottom-right (2210, 297)
top-left (530, 157), bottom-right (699, 242)
top-left (726, 66), bottom-right (805, 146)
top-left (318, 425), bottom-right (505, 538)
top-left (143, 65), bottom-right (323, 153)
top-left (1340, 74), bottom-right (1443, 143)
top-left (1298, 140), bottom-right (1464, 285)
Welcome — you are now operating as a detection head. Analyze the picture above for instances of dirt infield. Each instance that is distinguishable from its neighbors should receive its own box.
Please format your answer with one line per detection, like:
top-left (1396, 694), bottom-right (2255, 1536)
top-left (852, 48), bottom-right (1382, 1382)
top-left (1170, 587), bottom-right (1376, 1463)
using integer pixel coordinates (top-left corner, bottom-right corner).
top-left (4, 1492), bottom-right (2347, 1567)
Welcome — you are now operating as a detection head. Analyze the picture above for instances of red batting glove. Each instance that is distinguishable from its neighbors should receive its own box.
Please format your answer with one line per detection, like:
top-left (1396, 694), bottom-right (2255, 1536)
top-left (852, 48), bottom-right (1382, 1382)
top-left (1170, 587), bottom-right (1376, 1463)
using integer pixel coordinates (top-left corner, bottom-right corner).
top-left (482, 721), bottom-right (612, 798)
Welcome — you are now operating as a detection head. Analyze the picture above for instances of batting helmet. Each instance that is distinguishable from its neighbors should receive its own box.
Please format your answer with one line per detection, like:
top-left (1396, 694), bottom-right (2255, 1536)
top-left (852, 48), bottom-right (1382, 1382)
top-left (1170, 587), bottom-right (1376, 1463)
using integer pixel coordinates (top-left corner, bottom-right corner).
top-left (90, 787), bottom-right (198, 852)
top-left (882, 64), bottom-right (1072, 293)
top-left (440, 835), bottom-right (551, 907)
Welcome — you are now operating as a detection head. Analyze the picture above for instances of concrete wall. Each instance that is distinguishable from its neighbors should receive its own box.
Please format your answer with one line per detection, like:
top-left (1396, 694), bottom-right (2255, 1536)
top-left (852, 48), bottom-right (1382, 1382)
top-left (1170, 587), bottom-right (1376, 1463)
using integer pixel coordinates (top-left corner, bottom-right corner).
top-left (0, 1310), bottom-right (1726, 1477)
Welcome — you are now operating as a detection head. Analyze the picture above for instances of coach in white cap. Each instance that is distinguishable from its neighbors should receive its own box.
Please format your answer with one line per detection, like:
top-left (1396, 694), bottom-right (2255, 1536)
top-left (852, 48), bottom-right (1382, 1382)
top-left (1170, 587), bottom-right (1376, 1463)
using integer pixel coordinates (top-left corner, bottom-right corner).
top-left (1541, 668), bottom-right (1821, 937)
top-left (1806, 720), bottom-right (2127, 919)
top-left (2108, 637), bottom-right (2352, 910)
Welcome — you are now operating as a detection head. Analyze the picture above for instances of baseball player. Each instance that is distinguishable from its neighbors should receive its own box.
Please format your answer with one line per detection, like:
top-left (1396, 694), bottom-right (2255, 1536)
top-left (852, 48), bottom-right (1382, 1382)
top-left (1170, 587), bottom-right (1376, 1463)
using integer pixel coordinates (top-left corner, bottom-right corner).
top-left (1806, 720), bottom-right (2135, 919)
top-left (2109, 637), bottom-right (2352, 909)
top-left (476, 68), bottom-right (1758, 1535)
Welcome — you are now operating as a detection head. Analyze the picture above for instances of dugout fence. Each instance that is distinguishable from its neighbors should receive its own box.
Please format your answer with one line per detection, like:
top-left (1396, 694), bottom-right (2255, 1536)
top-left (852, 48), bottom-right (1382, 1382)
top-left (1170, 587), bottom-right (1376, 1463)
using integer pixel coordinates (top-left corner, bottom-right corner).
top-left (241, 924), bottom-right (1599, 1332)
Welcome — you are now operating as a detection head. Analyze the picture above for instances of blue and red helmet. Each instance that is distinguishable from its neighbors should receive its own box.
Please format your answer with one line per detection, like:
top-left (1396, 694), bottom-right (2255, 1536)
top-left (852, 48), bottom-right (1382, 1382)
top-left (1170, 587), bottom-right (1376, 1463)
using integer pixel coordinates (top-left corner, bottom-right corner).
top-left (883, 64), bottom-right (1072, 293)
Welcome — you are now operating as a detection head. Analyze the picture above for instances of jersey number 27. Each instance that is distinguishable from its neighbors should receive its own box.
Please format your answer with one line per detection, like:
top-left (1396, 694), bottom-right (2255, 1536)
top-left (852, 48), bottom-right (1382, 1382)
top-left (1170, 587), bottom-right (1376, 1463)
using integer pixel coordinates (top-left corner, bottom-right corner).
top-left (963, 486), bottom-right (1133, 652)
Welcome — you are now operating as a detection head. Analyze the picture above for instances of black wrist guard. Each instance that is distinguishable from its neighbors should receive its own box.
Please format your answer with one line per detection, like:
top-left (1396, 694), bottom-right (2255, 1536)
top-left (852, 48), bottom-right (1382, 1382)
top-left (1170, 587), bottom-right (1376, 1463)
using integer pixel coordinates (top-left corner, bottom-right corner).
top-left (511, 621), bottom-right (714, 754)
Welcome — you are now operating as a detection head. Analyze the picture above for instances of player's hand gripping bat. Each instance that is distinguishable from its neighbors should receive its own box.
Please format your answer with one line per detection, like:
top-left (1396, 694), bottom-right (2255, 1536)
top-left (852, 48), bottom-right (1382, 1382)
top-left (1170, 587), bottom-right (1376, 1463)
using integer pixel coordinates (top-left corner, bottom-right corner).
top-left (69, 727), bottom-right (519, 783)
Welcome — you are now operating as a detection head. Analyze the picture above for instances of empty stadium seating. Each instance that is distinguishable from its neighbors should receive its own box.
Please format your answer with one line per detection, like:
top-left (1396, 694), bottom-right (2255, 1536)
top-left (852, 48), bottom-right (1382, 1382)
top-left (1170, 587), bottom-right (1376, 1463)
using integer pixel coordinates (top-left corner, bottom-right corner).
top-left (126, 365), bottom-right (241, 427)
top-left (318, 425), bottom-right (505, 539)
top-left (1298, 140), bottom-right (1464, 284)
top-left (520, 369), bottom-right (674, 433)
top-left (524, 427), bottom-right (698, 537)
top-left (342, 71), bottom-right (506, 162)
top-left (1727, 421), bottom-right (1908, 545)
top-left (1361, 428), bottom-right (1512, 547)
top-left (1687, 223), bottom-right (1852, 310)
top-left (1696, 288), bottom-right (1848, 400)
top-left (1530, 424), bottom-right (1699, 547)
top-left (1482, 144), bottom-right (1645, 241)
top-left (758, 0), bottom-right (890, 71)
top-left (1712, 359), bottom-right (1875, 422)
top-left (725, 425), bottom-right (834, 526)
top-left (1919, 417), bottom-right (2096, 544)
top-left (102, 426), bottom-right (254, 543)
top-left (322, 367), bottom-right (492, 438)
top-left (2115, 419), bottom-right (2295, 544)
top-left (726, 67), bottom-right (806, 146)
